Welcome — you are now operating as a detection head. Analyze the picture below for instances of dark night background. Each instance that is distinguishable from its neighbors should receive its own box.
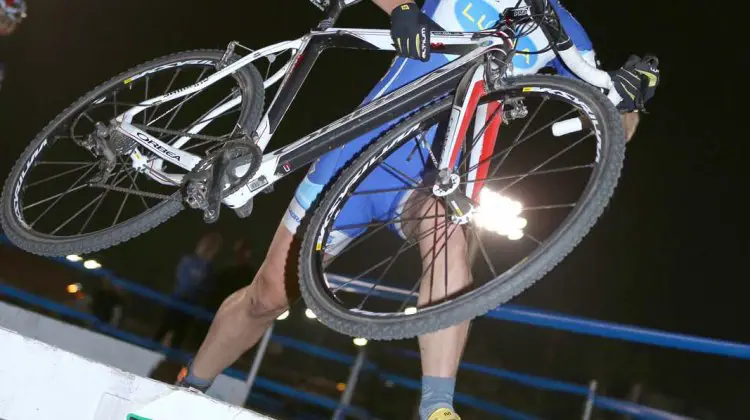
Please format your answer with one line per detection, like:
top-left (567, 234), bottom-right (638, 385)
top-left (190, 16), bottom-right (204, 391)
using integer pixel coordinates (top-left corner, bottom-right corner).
top-left (0, 0), bottom-right (747, 418)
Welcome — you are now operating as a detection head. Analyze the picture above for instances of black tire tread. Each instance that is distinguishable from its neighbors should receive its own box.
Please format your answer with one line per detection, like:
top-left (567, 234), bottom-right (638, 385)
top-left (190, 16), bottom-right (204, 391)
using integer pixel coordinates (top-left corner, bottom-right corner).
top-left (1, 50), bottom-right (264, 256)
top-left (299, 75), bottom-right (626, 340)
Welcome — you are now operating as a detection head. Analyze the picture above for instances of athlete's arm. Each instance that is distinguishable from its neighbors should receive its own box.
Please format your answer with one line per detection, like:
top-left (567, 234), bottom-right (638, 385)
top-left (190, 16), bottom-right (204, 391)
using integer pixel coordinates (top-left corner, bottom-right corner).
top-left (373, 0), bottom-right (431, 61)
top-left (622, 111), bottom-right (640, 143)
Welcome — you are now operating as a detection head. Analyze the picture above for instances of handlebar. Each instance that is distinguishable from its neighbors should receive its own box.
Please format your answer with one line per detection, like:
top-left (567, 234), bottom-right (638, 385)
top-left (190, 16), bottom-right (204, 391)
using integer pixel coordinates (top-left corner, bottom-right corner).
top-left (526, 0), bottom-right (622, 107)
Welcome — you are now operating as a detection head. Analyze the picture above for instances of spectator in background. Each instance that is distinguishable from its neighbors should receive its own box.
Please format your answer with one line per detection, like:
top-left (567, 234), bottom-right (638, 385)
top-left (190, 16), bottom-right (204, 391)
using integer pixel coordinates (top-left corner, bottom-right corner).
top-left (204, 239), bottom-right (257, 312)
top-left (90, 276), bottom-right (125, 328)
top-left (153, 232), bottom-right (222, 349)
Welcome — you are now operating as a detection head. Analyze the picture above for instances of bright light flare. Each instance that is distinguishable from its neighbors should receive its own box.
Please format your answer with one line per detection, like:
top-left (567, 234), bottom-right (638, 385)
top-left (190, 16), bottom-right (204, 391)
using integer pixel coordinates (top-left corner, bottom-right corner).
top-left (473, 189), bottom-right (527, 240)
top-left (305, 308), bottom-right (317, 319)
top-left (66, 283), bottom-right (81, 294)
top-left (83, 259), bottom-right (101, 269)
top-left (276, 310), bottom-right (290, 321)
top-left (66, 255), bottom-right (83, 262)
top-left (353, 337), bottom-right (368, 346)
top-left (404, 307), bottom-right (418, 315)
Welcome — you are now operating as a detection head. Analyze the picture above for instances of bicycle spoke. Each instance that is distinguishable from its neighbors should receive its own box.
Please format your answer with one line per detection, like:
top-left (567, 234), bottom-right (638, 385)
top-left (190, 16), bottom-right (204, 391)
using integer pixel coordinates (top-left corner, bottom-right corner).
top-left (112, 187), bottom-right (130, 227)
top-left (396, 222), bottom-right (460, 311)
top-left (23, 185), bottom-right (88, 212)
top-left (25, 162), bottom-right (98, 188)
top-left (51, 192), bottom-right (107, 235)
top-left (462, 109), bottom-right (576, 176)
top-left (356, 219), bottom-right (427, 309)
top-left (325, 192), bottom-right (433, 266)
top-left (524, 232), bottom-right (542, 246)
top-left (487, 97), bottom-right (547, 178)
top-left (151, 68), bottom-right (209, 128)
top-left (147, 69), bottom-right (181, 124)
top-left (468, 224), bottom-right (497, 277)
top-left (81, 112), bottom-right (97, 125)
top-left (333, 214), bottom-right (444, 231)
top-left (165, 90), bottom-right (239, 145)
top-left (118, 158), bottom-right (149, 210)
top-left (523, 203), bottom-right (576, 211)
top-left (331, 217), bottom-right (448, 294)
top-left (29, 165), bottom-right (98, 227)
top-left (77, 170), bottom-right (131, 234)
top-left (335, 219), bottom-right (448, 296)
top-left (350, 185), bottom-right (432, 196)
top-left (380, 161), bottom-right (421, 188)
top-left (36, 161), bottom-right (95, 166)
top-left (499, 132), bottom-right (593, 194)
top-left (460, 164), bottom-right (594, 185)
top-left (143, 76), bottom-right (150, 125)
top-left (443, 203), bottom-right (449, 301)
top-left (429, 201), bottom-right (438, 303)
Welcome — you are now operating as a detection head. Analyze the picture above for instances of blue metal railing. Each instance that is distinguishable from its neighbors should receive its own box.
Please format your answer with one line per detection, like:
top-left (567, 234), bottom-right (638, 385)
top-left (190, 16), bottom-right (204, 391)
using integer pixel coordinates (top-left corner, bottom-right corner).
top-left (326, 275), bottom-right (750, 359)
top-left (3, 236), bottom-right (737, 418)
top-left (0, 279), bottom-right (690, 420)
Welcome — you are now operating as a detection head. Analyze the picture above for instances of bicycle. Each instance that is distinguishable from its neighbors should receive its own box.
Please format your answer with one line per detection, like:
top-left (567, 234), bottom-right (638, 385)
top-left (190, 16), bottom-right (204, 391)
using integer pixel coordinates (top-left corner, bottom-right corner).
top-left (1, 0), bottom-right (628, 339)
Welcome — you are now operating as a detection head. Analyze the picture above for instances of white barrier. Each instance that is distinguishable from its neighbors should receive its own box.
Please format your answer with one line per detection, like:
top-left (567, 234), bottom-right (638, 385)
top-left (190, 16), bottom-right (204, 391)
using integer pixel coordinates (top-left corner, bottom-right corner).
top-left (0, 326), bottom-right (271, 420)
top-left (0, 301), bottom-right (252, 406)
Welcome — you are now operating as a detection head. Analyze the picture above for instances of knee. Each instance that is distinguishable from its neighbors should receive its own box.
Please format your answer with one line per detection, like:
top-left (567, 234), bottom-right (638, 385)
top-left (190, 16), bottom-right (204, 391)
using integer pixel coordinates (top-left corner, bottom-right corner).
top-left (242, 265), bottom-right (289, 320)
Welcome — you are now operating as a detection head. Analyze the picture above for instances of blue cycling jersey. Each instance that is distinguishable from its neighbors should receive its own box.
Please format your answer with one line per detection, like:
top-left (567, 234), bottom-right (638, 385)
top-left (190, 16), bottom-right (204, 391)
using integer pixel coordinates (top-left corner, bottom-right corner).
top-left (283, 0), bottom-right (598, 253)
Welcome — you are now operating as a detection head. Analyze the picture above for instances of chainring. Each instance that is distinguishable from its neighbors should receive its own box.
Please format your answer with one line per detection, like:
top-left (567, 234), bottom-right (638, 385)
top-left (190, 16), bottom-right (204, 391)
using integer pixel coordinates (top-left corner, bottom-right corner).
top-left (184, 136), bottom-right (262, 210)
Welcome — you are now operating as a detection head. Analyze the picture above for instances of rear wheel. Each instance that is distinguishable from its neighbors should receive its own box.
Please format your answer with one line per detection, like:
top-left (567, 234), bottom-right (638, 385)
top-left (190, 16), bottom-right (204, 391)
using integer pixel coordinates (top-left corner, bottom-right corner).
top-left (298, 75), bottom-right (626, 340)
top-left (1, 50), bottom-right (264, 256)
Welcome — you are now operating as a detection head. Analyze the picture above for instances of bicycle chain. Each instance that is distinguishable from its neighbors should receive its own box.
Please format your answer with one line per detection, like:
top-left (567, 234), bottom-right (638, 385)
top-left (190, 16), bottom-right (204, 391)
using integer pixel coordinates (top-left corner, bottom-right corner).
top-left (89, 183), bottom-right (181, 202)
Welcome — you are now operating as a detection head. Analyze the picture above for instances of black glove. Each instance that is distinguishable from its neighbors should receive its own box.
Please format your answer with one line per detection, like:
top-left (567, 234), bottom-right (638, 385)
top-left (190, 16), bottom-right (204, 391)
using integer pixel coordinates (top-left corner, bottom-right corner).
top-left (609, 55), bottom-right (660, 112)
top-left (390, 2), bottom-right (430, 62)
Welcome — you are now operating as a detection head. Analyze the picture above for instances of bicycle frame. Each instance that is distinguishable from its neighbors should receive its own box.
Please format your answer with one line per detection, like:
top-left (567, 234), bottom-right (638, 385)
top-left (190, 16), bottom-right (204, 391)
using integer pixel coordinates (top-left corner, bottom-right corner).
top-left (113, 0), bottom-right (620, 212)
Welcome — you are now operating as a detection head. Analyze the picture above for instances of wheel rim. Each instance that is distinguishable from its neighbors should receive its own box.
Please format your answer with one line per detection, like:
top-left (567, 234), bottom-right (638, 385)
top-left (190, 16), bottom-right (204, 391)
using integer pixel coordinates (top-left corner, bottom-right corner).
top-left (5, 55), bottom-right (252, 242)
top-left (305, 80), bottom-right (620, 326)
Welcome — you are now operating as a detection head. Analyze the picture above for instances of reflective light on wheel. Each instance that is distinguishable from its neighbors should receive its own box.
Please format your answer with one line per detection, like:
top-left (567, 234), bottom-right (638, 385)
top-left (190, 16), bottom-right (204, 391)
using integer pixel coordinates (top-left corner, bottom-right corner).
top-left (353, 337), bottom-right (368, 346)
top-left (305, 308), bottom-right (317, 319)
top-left (83, 259), bottom-right (101, 270)
top-left (404, 307), bottom-right (418, 315)
top-left (473, 189), bottom-right (527, 240)
top-left (66, 255), bottom-right (83, 262)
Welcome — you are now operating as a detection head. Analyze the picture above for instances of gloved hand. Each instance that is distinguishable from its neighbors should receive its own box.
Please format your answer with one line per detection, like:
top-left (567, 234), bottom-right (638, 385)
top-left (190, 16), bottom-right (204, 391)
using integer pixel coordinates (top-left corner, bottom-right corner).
top-left (609, 55), bottom-right (660, 112)
top-left (390, 2), bottom-right (431, 62)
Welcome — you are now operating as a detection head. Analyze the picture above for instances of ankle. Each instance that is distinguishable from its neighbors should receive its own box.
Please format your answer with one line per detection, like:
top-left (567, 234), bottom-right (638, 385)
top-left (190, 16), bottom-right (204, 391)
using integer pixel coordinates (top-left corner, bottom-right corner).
top-left (176, 365), bottom-right (214, 392)
top-left (418, 376), bottom-right (456, 419)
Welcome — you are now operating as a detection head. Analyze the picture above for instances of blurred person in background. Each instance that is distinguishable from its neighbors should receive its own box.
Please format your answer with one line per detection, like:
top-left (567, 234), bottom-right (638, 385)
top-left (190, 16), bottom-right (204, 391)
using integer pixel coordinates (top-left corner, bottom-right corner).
top-left (1, 0), bottom-right (26, 92)
top-left (153, 232), bottom-right (222, 349)
top-left (90, 276), bottom-right (125, 328)
top-left (203, 239), bottom-right (257, 312)
top-left (0, 0), bottom-right (26, 36)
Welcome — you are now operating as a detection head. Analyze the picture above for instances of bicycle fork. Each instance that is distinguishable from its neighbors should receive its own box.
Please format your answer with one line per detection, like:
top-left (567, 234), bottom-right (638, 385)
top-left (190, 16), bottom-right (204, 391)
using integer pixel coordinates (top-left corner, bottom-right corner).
top-left (435, 49), bottom-right (512, 223)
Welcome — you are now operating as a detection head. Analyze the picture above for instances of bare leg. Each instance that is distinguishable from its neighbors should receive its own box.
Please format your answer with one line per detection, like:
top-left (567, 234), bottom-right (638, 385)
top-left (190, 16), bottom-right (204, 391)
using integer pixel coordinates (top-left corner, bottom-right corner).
top-left (189, 224), bottom-right (295, 381)
top-left (412, 197), bottom-right (472, 418)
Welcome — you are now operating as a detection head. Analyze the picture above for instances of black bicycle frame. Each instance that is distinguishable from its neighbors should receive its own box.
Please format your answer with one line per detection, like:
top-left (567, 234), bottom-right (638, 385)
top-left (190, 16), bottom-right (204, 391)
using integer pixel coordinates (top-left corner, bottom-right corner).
top-left (259, 2), bottom-right (497, 179)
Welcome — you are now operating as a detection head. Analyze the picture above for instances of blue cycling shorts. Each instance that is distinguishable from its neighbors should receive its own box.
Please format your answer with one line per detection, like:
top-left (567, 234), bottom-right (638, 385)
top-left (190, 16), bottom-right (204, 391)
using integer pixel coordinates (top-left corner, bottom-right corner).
top-left (281, 0), bottom-right (596, 254)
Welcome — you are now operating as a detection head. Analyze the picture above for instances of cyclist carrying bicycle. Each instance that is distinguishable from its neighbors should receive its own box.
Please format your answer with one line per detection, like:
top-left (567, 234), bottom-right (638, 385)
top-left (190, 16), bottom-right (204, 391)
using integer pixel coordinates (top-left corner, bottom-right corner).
top-left (176, 1), bottom-right (660, 419)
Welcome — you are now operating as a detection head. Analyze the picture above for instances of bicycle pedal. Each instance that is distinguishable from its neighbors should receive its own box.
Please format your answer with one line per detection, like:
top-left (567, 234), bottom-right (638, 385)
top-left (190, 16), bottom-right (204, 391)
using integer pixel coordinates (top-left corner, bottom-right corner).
top-left (233, 199), bottom-right (254, 219)
top-left (203, 205), bottom-right (220, 224)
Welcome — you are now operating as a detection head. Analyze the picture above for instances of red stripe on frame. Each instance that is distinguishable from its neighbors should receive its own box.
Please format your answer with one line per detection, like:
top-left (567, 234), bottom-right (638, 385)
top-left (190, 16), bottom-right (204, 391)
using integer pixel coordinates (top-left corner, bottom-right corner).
top-left (448, 80), bottom-right (486, 168)
top-left (472, 101), bottom-right (502, 201)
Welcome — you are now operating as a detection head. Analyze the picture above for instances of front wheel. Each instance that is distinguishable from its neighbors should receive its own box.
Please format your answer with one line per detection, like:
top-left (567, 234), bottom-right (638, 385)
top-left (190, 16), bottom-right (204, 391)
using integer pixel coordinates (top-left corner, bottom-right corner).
top-left (298, 75), bottom-right (626, 340)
